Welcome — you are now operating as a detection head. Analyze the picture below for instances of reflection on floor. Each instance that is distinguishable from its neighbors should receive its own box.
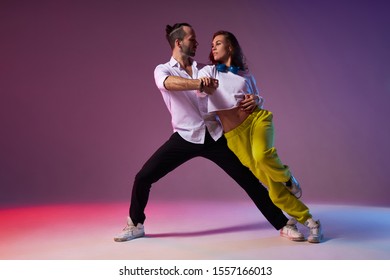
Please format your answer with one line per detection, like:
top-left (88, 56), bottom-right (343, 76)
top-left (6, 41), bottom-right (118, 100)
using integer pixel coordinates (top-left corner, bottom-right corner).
top-left (1, 200), bottom-right (389, 260)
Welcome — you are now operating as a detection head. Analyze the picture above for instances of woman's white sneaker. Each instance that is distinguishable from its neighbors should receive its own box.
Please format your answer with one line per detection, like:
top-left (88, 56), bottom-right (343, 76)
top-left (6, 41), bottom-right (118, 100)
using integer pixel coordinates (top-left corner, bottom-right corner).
top-left (305, 219), bottom-right (323, 243)
top-left (280, 218), bottom-right (305, 241)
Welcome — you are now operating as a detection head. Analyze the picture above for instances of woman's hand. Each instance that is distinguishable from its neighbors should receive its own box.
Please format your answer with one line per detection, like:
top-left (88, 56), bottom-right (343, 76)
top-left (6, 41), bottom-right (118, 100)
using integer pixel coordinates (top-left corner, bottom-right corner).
top-left (199, 77), bottom-right (218, 95)
top-left (240, 94), bottom-right (258, 112)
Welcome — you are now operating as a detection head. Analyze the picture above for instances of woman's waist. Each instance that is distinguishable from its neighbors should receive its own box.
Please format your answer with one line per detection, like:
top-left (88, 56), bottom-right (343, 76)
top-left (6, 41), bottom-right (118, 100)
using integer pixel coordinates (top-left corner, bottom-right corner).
top-left (217, 107), bottom-right (255, 133)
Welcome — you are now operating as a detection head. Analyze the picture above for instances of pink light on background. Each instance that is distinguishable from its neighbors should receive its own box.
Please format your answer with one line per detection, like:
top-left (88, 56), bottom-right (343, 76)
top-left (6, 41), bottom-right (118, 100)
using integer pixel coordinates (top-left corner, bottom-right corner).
top-left (1, 202), bottom-right (390, 259)
top-left (1, 0), bottom-right (389, 207)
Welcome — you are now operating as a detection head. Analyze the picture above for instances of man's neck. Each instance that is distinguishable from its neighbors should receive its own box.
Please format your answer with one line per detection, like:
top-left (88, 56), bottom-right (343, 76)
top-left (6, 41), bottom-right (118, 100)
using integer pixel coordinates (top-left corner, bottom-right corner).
top-left (172, 53), bottom-right (194, 77)
top-left (173, 53), bottom-right (192, 69)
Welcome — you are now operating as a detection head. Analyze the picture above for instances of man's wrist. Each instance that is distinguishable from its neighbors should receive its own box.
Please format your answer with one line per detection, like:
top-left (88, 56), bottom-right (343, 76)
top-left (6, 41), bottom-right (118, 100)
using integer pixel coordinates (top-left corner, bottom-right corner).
top-left (199, 80), bottom-right (204, 92)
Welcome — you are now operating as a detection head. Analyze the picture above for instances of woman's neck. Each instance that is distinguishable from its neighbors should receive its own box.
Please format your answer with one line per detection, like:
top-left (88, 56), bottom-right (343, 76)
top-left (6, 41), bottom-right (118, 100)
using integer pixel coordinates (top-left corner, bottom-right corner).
top-left (220, 57), bottom-right (232, 67)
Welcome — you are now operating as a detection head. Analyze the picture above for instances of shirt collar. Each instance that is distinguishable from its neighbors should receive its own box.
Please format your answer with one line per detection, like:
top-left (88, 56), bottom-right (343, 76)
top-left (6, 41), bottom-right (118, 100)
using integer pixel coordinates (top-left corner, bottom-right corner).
top-left (169, 57), bottom-right (197, 69)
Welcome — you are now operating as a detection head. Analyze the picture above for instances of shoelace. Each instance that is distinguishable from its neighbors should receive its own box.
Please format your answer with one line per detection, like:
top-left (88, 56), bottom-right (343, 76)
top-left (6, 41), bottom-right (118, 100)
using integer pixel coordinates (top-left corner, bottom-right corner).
top-left (123, 225), bottom-right (137, 231)
top-left (310, 226), bottom-right (320, 235)
top-left (285, 224), bottom-right (298, 231)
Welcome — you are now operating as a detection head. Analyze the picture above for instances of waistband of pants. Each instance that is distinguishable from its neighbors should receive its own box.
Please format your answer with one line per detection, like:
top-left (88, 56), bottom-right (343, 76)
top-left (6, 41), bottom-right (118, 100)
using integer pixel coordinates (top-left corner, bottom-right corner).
top-left (225, 107), bottom-right (262, 139)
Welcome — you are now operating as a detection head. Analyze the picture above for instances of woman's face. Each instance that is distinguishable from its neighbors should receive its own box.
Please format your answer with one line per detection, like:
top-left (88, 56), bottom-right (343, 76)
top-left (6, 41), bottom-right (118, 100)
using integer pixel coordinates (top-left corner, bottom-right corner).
top-left (211, 34), bottom-right (231, 64)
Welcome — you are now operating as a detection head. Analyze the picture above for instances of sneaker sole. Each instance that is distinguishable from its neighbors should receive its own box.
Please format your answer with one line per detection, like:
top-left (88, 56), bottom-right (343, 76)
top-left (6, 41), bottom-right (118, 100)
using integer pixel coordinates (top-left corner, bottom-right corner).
top-left (280, 232), bottom-right (305, 242)
top-left (308, 234), bottom-right (324, 243)
top-left (114, 233), bottom-right (145, 242)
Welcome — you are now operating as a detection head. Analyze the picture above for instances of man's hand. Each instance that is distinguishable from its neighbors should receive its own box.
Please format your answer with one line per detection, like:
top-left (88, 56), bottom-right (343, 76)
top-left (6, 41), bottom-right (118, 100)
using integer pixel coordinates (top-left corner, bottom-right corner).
top-left (240, 94), bottom-right (258, 112)
top-left (199, 77), bottom-right (218, 95)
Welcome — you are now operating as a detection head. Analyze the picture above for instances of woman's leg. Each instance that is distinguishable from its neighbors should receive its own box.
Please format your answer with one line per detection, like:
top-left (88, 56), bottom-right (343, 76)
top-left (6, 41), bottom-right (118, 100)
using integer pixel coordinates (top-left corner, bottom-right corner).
top-left (250, 110), bottom-right (290, 183)
top-left (225, 111), bottom-right (311, 223)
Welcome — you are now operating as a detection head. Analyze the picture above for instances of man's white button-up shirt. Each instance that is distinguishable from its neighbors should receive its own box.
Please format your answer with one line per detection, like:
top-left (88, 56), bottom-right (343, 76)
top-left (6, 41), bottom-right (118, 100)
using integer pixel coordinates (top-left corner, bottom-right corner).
top-left (154, 57), bottom-right (223, 144)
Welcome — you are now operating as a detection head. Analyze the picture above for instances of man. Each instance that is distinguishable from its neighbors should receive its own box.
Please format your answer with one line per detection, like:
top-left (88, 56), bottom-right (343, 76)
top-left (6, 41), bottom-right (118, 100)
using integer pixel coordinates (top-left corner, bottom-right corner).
top-left (114, 23), bottom-right (303, 242)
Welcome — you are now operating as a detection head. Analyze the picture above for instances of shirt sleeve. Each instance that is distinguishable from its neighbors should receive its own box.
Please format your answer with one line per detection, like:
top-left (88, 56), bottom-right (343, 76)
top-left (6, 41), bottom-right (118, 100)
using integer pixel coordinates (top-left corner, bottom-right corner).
top-left (246, 74), bottom-right (259, 95)
top-left (246, 73), bottom-right (265, 108)
top-left (154, 64), bottom-right (170, 91)
top-left (198, 65), bottom-right (214, 78)
top-left (196, 65), bottom-right (214, 97)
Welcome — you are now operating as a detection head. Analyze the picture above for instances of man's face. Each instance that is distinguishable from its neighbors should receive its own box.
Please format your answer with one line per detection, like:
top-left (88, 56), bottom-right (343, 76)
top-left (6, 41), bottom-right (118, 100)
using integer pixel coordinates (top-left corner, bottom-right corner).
top-left (180, 26), bottom-right (198, 57)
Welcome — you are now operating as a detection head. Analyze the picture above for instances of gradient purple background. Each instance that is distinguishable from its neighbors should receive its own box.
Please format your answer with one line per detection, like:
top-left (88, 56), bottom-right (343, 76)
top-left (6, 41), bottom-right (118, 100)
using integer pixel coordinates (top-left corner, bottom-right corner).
top-left (1, 0), bottom-right (389, 207)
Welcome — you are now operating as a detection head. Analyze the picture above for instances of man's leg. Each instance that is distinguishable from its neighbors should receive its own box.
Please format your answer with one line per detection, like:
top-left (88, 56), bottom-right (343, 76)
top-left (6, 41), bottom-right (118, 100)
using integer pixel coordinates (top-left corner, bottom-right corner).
top-left (115, 132), bottom-right (202, 242)
top-left (202, 133), bottom-right (288, 230)
top-left (130, 132), bottom-right (201, 225)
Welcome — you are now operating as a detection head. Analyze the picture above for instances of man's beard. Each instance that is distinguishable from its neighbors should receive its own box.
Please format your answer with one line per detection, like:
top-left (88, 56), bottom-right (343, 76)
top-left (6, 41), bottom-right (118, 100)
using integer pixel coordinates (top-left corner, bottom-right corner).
top-left (183, 46), bottom-right (196, 57)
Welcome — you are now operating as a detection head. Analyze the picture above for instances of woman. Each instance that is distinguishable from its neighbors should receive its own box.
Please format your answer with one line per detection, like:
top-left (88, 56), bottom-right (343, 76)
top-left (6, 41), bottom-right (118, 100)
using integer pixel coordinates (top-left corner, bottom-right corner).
top-left (198, 30), bottom-right (323, 243)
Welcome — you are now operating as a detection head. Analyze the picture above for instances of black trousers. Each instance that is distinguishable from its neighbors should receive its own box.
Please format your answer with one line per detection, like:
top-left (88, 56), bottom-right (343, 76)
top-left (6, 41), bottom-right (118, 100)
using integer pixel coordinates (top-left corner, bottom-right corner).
top-left (130, 131), bottom-right (288, 230)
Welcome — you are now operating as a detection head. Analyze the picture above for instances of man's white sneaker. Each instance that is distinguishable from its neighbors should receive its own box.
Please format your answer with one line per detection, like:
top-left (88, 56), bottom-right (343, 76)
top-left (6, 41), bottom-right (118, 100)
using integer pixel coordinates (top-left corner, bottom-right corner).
top-left (285, 174), bottom-right (302, 198)
top-left (114, 217), bottom-right (145, 242)
top-left (280, 218), bottom-right (305, 241)
top-left (305, 219), bottom-right (323, 243)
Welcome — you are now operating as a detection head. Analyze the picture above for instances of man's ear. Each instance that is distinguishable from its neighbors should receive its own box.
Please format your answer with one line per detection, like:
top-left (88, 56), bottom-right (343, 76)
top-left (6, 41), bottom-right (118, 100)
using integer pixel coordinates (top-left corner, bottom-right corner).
top-left (175, 39), bottom-right (182, 49)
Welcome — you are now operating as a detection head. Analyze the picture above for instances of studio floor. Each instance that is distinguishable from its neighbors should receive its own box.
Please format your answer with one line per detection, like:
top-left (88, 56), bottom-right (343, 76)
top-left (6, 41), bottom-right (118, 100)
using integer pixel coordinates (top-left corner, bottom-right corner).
top-left (1, 200), bottom-right (389, 260)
